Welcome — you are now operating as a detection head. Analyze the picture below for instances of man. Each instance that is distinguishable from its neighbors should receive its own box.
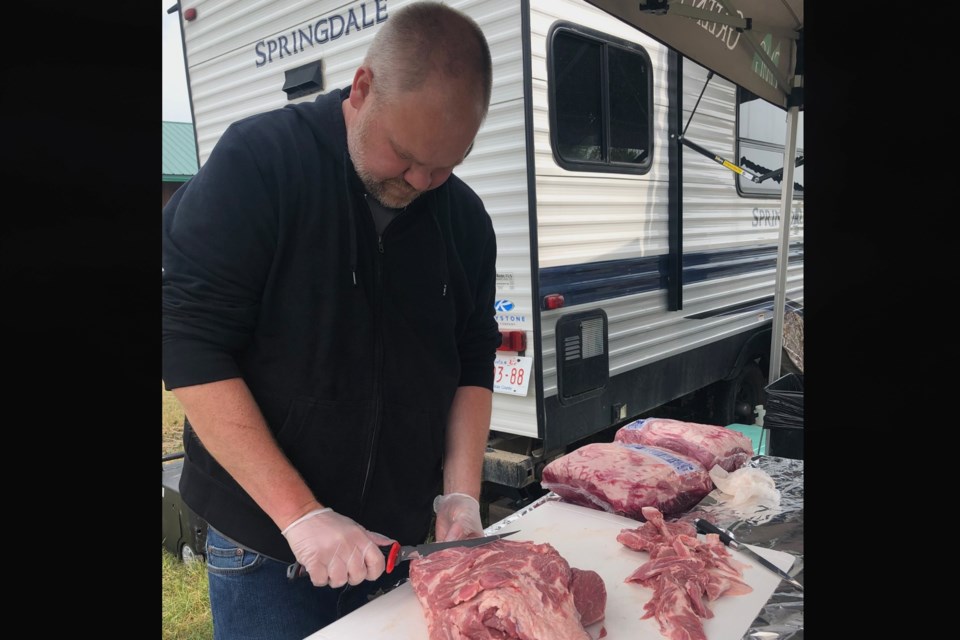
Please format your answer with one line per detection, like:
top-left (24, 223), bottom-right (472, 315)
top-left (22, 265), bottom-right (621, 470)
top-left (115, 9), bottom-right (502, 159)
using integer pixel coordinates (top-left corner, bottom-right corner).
top-left (161, 3), bottom-right (500, 638)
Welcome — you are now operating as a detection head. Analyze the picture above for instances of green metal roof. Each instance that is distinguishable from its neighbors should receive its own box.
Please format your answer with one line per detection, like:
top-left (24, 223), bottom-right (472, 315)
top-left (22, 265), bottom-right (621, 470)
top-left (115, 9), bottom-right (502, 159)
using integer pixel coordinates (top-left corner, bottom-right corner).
top-left (163, 121), bottom-right (199, 182)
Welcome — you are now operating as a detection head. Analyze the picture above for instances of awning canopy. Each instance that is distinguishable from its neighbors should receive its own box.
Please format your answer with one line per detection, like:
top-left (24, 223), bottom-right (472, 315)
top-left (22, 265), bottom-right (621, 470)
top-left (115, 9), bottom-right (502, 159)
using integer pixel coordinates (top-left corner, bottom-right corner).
top-left (584, 0), bottom-right (803, 109)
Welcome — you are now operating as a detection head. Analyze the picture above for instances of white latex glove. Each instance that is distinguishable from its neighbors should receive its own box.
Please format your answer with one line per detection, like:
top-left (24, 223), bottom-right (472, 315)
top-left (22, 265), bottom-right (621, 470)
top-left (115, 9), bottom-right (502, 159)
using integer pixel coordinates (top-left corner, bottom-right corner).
top-left (433, 493), bottom-right (483, 542)
top-left (281, 508), bottom-right (393, 588)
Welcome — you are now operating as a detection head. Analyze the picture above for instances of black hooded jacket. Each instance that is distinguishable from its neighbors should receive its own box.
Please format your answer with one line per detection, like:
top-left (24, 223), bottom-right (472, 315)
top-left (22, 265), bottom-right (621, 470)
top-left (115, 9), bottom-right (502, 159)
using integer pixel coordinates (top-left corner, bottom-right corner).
top-left (161, 87), bottom-right (500, 563)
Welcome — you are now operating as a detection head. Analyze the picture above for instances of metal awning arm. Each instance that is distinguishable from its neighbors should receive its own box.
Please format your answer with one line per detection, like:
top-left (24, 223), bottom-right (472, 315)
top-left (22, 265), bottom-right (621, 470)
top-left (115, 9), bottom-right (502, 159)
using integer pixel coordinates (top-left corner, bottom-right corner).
top-left (755, 155), bottom-right (804, 184)
top-left (678, 70), bottom-right (761, 181)
top-left (678, 136), bottom-right (761, 183)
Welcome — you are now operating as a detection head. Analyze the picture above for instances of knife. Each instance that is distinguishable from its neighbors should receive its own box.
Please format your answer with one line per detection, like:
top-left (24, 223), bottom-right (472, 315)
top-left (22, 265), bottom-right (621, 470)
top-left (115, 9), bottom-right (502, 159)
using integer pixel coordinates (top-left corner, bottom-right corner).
top-left (286, 530), bottom-right (519, 580)
top-left (693, 519), bottom-right (803, 591)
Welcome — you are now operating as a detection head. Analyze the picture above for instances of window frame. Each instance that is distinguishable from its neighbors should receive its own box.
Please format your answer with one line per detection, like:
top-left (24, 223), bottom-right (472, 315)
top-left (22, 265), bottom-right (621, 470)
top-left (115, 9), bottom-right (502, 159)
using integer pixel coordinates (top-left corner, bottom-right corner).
top-left (735, 86), bottom-right (804, 199)
top-left (547, 22), bottom-right (654, 175)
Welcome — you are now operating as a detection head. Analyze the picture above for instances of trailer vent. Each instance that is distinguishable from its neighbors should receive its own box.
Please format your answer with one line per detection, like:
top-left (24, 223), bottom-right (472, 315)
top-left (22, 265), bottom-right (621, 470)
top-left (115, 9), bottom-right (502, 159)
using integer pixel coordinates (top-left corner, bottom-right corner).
top-left (556, 310), bottom-right (608, 404)
top-left (283, 61), bottom-right (324, 100)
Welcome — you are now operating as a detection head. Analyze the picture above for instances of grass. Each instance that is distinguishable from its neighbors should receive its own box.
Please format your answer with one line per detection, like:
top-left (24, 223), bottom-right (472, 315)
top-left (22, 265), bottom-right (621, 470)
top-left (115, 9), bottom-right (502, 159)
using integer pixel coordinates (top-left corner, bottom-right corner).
top-left (162, 383), bottom-right (212, 638)
top-left (163, 381), bottom-right (186, 456)
top-left (162, 548), bottom-right (213, 639)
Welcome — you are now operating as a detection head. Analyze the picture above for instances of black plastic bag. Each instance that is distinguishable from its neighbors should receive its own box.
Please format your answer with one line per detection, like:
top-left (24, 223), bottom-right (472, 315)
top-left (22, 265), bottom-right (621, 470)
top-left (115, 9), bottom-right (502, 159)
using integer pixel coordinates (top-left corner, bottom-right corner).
top-left (764, 373), bottom-right (803, 458)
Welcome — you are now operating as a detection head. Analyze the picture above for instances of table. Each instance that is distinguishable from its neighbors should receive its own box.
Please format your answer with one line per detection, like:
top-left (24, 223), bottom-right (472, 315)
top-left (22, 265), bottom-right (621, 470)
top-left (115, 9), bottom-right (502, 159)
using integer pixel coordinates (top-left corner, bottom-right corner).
top-left (308, 455), bottom-right (803, 640)
top-left (681, 455), bottom-right (804, 638)
top-left (484, 454), bottom-right (804, 639)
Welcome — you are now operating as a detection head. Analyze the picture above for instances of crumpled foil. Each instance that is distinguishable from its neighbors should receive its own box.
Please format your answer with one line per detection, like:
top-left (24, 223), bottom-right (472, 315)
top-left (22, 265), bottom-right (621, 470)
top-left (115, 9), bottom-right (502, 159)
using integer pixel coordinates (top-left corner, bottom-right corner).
top-left (485, 455), bottom-right (804, 640)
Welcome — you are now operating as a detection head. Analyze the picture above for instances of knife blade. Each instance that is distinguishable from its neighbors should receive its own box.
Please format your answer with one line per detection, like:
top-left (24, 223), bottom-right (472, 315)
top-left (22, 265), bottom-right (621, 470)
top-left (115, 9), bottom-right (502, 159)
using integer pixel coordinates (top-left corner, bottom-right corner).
top-left (286, 530), bottom-right (519, 580)
top-left (693, 519), bottom-right (803, 591)
top-left (383, 529), bottom-right (519, 573)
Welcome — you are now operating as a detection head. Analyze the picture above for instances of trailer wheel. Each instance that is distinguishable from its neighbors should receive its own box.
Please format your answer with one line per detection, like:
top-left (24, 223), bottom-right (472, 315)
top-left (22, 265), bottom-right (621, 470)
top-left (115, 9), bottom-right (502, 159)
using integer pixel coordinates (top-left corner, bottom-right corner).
top-left (180, 543), bottom-right (200, 565)
top-left (714, 361), bottom-right (765, 426)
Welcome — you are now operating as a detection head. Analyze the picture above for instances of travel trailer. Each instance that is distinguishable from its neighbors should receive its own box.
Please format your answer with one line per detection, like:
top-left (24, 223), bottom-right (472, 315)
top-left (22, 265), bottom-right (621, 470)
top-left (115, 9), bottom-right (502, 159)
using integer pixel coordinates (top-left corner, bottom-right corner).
top-left (171, 0), bottom-right (804, 495)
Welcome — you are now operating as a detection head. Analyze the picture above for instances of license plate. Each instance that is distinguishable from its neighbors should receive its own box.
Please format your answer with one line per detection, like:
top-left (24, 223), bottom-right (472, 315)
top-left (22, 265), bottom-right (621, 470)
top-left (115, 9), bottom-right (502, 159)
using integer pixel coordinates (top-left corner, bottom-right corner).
top-left (493, 356), bottom-right (533, 396)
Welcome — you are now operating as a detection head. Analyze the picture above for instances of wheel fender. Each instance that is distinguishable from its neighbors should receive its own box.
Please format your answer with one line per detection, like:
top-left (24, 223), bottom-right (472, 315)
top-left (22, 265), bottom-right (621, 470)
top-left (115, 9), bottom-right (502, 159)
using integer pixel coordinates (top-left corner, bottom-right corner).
top-left (723, 327), bottom-right (772, 381)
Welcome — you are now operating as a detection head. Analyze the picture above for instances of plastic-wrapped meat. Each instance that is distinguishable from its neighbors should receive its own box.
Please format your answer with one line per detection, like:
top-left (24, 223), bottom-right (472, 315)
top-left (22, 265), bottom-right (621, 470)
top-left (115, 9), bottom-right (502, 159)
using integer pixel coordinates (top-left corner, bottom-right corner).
top-left (617, 507), bottom-right (752, 640)
top-left (540, 443), bottom-right (713, 519)
top-left (614, 417), bottom-right (754, 473)
top-left (408, 539), bottom-right (606, 640)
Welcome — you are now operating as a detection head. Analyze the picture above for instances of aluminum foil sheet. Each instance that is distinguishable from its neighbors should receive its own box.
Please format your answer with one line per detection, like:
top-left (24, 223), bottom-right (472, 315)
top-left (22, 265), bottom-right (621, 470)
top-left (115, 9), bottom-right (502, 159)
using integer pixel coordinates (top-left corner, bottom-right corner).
top-left (484, 455), bottom-right (804, 640)
top-left (695, 456), bottom-right (804, 639)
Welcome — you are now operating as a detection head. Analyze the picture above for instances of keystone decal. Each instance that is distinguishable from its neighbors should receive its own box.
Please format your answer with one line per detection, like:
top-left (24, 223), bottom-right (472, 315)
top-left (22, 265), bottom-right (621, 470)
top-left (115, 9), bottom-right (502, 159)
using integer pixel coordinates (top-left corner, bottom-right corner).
top-left (254, 0), bottom-right (388, 68)
top-left (496, 313), bottom-right (528, 326)
top-left (495, 299), bottom-right (527, 328)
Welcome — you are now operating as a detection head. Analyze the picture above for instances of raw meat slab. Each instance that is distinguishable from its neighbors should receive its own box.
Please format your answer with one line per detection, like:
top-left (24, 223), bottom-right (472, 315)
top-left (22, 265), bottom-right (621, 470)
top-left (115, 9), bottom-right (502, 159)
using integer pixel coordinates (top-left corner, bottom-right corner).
top-left (306, 501), bottom-right (796, 640)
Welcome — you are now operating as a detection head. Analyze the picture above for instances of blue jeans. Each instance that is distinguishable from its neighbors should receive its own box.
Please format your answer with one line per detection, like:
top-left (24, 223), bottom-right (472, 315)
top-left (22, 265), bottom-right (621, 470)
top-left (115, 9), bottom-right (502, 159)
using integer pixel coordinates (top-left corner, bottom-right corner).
top-left (205, 526), bottom-right (408, 640)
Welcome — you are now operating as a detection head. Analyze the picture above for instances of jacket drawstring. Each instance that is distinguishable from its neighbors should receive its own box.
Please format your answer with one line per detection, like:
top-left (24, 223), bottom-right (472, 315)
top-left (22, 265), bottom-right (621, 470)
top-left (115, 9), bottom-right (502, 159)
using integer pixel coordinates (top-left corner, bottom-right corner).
top-left (344, 152), bottom-right (358, 287)
top-left (431, 191), bottom-right (453, 298)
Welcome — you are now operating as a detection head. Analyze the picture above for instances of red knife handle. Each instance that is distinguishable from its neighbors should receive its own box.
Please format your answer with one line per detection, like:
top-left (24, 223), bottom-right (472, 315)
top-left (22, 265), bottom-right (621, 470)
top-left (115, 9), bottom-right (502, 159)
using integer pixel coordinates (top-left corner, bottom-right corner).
top-left (382, 542), bottom-right (400, 574)
top-left (288, 544), bottom-right (398, 580)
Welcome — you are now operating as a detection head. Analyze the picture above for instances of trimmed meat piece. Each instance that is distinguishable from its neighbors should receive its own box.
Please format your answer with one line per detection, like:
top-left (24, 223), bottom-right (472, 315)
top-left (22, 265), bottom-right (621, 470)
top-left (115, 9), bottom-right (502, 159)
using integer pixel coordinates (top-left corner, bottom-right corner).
top-left (643, 578), bottom-right (709, 640)
top-left (408, 539), bottom-right (606, 640)
top-left (618, 507), bottom-right (753, 640)
top-left (570, 568), bottom-right (606, 626)
top-left (541, 443), bottom-right (713, 519)
top-left (614, 417), bottom-right (754, 472)
top-left (616, 506), bottom-right (697, 552)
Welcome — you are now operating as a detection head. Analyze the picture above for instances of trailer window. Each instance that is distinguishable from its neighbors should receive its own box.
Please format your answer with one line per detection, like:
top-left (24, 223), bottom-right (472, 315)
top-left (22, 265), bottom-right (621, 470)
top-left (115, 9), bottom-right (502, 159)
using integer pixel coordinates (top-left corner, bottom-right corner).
top-left (549, 26), bottom-right (652, 174)
top-left (736, 88), bottom-right (804, 198)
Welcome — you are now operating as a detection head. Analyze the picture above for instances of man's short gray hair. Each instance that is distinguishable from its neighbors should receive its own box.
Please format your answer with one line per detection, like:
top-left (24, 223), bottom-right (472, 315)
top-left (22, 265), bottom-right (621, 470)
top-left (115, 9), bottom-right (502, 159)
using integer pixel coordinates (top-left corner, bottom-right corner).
top-left (364, 2), bottom-right (492, 117)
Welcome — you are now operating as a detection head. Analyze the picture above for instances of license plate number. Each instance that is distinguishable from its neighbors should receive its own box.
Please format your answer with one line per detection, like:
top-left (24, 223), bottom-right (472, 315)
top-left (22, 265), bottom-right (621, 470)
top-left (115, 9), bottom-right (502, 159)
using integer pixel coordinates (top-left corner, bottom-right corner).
top-left (493, 356), bottom-right (533, 396)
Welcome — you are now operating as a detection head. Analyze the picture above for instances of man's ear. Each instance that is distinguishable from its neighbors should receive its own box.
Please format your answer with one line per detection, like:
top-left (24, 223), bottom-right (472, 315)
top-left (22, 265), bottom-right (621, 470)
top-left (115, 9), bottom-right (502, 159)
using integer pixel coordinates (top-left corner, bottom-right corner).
top-left (349, 65), bottom-right (373, 110)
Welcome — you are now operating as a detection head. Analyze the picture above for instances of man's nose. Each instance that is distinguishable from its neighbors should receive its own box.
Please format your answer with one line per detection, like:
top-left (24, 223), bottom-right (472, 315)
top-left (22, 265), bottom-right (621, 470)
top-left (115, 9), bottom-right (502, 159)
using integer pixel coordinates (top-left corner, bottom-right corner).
top-left (403, 165), bottom-right (432, 192)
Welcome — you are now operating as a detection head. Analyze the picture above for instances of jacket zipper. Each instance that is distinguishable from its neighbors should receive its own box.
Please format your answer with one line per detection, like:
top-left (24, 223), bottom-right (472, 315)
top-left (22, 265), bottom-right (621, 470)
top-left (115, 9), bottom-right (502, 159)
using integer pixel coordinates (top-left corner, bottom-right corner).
top-left (359, 232), bottom-right (386, 509)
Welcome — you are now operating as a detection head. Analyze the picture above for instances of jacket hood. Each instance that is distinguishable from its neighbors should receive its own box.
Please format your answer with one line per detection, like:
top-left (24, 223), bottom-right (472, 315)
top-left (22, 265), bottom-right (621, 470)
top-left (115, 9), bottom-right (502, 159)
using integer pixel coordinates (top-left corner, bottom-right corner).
top-left (288, 86), bottom-right (453, 295)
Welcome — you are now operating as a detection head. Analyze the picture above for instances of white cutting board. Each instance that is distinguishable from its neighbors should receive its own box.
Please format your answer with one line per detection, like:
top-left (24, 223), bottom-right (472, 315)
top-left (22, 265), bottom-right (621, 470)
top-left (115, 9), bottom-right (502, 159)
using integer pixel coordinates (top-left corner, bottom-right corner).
top-left (306, 501), bottom-right (796, 640)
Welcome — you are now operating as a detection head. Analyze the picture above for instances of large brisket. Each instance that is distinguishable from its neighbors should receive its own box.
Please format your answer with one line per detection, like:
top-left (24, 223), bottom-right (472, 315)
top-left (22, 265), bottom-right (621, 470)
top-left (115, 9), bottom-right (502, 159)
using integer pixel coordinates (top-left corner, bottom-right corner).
top-left (408, 539), bottom-right (605, 639)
